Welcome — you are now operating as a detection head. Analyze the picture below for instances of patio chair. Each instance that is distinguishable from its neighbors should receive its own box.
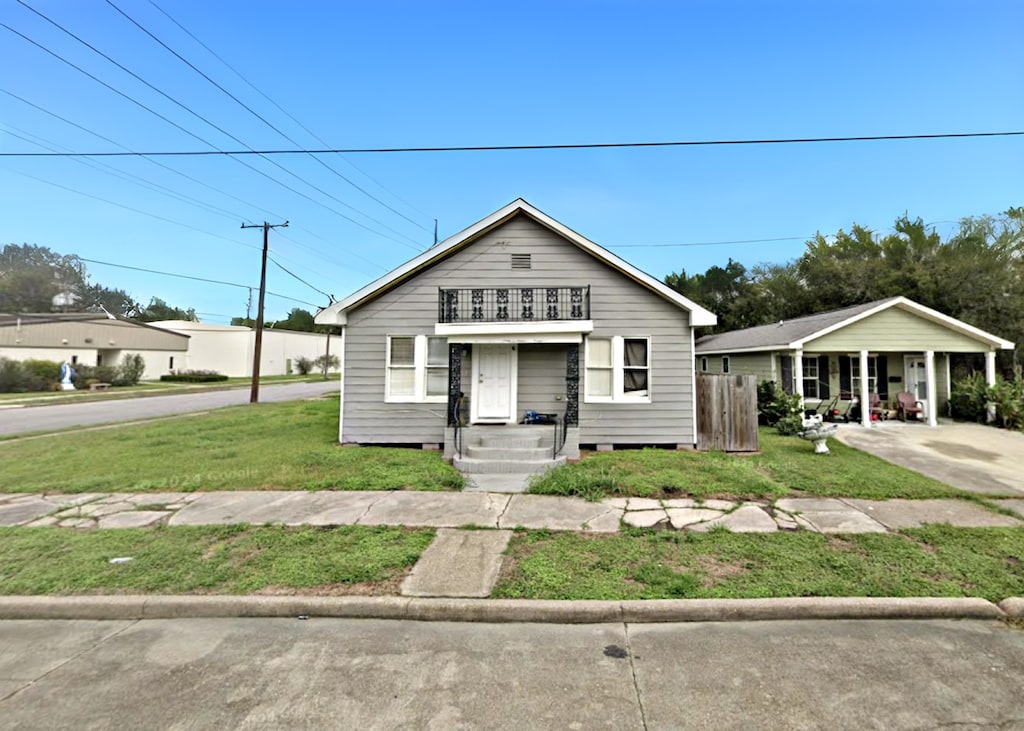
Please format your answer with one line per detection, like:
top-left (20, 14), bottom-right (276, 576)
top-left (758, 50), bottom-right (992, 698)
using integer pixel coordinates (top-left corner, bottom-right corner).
top-left (867, 392), bottom-right (885, 421)
top-left (896, 391), bottom-right (924, 422)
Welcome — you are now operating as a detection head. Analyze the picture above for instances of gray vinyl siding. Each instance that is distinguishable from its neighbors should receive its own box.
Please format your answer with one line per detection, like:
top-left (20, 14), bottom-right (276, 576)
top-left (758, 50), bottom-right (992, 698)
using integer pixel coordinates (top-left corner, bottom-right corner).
top-left (341, 213), bottom-right (695, 445)
top-left (516, 344), bottom-right (566, 417)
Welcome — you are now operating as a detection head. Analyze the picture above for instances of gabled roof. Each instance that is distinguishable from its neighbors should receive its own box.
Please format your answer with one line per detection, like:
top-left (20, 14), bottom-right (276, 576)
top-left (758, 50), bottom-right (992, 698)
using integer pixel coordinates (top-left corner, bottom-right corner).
top-left (695, 296), bottom-right (1014, 353)
top-left (314, 198), bottom-right (717, 327)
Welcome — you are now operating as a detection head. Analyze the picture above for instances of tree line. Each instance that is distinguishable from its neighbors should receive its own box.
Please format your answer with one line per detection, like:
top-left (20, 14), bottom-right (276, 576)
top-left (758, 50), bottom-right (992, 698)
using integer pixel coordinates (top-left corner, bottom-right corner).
top-left (666, 207), bottom-right (1023, 370)
top-left (0, 244), bottom-right (322, 331)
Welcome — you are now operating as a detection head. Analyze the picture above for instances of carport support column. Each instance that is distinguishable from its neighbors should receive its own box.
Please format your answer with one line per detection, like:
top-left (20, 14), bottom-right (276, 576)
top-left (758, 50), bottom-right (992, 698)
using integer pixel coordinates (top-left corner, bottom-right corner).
top-left (925, 350), bottom-right (937, 427)
top-left (859, 350), bottom-right (871, 428)
top-left (985, 350), bottom-right (997, 423)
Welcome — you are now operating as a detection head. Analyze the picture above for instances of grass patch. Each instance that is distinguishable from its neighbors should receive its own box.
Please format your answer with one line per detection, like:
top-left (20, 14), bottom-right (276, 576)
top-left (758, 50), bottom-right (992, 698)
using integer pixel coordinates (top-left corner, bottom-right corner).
top-left (0, 398), bottom-right (462, 493)
top-left (493, 526), bottom-right (1024, 601)
top-left (0, 525), bottom-right (434, 595)
top-left (529, 427), bottom-right (964, 501)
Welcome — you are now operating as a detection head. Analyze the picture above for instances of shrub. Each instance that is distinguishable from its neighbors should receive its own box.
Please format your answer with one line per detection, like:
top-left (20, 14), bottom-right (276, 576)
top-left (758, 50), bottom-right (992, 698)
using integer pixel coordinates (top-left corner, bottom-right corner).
top-left (314, 354), bottom-right (340, 372)
top-left (113, 353), bottom-right (146, 386)
top-left (0, 358), bottom-right (28, 392)
top-left (72, 365), bottom-right (118, 389)
top-left (950, 370), bottom-right (1024, 431)
top-left (160, 370), bottom-right (228, 383)
top-left (757, 380), bottom-right (803, 432)
top-left (21, 359), bottom-right (61, 383)
top-left (293, 356), bottom-right (314, 375)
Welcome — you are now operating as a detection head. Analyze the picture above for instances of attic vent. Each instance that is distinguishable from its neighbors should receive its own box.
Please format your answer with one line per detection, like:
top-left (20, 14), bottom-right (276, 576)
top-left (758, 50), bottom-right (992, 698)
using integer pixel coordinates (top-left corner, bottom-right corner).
top-left (511, 253), bottom-right (532, 270)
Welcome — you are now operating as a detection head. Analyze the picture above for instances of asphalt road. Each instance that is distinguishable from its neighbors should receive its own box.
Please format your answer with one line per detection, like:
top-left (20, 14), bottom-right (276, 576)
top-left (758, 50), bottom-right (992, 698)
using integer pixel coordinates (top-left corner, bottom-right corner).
top-left (1, 617), bottom-right (1022, 729)
top-left (0, 380), bottom-right (339, 436)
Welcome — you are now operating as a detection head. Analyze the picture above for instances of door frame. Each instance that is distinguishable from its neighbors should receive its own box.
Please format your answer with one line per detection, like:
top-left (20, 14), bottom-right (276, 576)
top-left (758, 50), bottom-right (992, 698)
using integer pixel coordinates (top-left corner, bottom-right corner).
top-left (470, 344), bottom-right (517, 424)
top-left (903, 354), bottom-right (929, 418)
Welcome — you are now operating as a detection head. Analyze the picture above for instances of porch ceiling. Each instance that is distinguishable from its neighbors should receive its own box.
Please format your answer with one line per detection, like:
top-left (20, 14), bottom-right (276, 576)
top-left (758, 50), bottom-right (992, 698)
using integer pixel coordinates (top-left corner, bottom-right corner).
top-left (435, 320), bottom-right (592, 343)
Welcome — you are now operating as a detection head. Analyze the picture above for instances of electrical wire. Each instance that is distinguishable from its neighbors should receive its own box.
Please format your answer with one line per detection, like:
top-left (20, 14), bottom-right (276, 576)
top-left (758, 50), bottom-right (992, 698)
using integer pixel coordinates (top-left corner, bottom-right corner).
top-left (116, 0), bottom-right (432, 235)
top-left (268, 256), bottom-right (333, 301)
top-left (146, 0), bottom-right (432, 225)
top-left (78, 257), bottom-right (319, 307)
top-left (5, 131), bottom-right (1020, 158)
top-left (7, 5), bottom-right (423, 251)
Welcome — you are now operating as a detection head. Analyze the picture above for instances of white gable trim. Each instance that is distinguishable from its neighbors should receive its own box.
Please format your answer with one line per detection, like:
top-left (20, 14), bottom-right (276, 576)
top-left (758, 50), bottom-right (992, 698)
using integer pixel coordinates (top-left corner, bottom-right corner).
top-left (790, 296), bottom-right (1014, 350)
top-left (314, 199), bottom-right (717, 327)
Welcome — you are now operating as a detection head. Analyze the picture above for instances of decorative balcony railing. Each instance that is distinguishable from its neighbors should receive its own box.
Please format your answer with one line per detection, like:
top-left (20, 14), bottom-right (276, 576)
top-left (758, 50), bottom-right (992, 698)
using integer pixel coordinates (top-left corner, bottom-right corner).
top-left (438, 286), bottom-right (590, 324)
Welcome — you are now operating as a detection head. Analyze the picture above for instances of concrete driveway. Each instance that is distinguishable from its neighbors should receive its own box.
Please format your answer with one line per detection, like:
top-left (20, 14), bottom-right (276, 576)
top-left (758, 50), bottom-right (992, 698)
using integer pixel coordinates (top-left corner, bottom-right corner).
top-left (835, 420), bottom-right (1024, 496)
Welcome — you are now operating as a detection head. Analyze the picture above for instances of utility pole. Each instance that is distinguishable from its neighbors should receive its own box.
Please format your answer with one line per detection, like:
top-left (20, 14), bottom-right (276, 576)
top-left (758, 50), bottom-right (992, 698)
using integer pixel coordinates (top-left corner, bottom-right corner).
top-left (241, 220), bottom-right (288, 403)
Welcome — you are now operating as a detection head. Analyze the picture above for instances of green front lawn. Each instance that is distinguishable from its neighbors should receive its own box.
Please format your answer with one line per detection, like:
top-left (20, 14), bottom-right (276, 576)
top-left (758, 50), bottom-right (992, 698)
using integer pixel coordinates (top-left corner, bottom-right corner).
top-left (0, 525), bottom-right (434, 595)
top-left (0, 398), bottom-right (463, 493)
top-left (493, 526), bottom-right (1024, 602)
top-left (529, 428), bottom-right (966, 501)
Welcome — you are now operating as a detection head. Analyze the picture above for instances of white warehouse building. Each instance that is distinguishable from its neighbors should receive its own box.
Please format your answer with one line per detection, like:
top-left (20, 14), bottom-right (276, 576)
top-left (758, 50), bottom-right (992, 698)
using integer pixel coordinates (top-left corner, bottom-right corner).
top-left (148, 321), bottom-right (340, 377)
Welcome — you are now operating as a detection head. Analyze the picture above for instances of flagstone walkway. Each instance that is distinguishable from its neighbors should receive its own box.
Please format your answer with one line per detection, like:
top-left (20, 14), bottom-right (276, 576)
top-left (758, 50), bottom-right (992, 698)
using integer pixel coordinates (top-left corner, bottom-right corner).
top-left (1, 490), bottom-right (1022, 533)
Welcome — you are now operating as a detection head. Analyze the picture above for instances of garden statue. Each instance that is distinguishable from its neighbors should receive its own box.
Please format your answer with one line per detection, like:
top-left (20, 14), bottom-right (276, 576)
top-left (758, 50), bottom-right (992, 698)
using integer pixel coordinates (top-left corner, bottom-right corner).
top-left (59, 360), bottom-right (76, 390)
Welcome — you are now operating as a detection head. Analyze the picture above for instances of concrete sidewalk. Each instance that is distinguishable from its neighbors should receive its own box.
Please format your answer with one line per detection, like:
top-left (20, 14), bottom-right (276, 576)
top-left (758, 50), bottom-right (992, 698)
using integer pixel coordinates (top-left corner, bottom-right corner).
top-left (2, 490), bottom-right (1023, 533)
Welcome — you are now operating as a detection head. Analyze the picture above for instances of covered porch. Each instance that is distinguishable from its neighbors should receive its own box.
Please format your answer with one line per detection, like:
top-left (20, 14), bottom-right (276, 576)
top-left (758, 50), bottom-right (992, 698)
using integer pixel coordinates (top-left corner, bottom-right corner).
top-left (783, 349), bottom-right (1002, 428)
top-left (438, 286), bottom-right (590, 459)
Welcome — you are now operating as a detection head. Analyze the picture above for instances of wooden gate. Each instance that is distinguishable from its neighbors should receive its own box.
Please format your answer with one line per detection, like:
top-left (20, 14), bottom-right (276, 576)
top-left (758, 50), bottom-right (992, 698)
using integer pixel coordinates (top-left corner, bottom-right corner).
top-left (696, 374), bottom-right (759, 452)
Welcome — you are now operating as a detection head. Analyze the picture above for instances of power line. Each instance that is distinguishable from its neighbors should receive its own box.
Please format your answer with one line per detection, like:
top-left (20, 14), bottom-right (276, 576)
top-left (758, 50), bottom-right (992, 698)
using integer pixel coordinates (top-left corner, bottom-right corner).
top-left (11, 169), bottom-right (261, 251)
top-left (6, 5), bottom-right (423, 251)
top-left (145, 0), bottom-right (433, 229)
top-left (78, 256), bottom-right (319, 307)
top-left (268, 256), bottom-right (333, 301)
top-left (118, 0), bottom-right (431, 236)
top-left (4, 131), bottom-right (1021, 158)
top-left (613, 236), bottom-right (814, 248)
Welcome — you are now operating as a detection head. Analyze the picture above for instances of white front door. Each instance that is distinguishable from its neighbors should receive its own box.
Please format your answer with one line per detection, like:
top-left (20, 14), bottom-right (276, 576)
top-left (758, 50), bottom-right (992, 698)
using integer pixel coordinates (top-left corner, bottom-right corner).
top-left (904, 355), bottom-right (928, 419)
top-left (471, 344), bottom-right (516, 423)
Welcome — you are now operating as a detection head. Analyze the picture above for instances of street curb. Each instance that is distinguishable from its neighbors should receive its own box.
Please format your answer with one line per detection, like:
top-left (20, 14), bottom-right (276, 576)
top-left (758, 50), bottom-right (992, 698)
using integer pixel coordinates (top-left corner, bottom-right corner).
top-left (998, 597), bottom-right (1024, 619)
top-left (0, 596), bottom-right (1007, 623)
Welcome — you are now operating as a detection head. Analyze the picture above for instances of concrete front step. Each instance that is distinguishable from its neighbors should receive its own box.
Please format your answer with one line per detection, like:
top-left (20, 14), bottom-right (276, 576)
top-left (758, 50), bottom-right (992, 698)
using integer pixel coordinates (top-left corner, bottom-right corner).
top-left (478, 435), bottom-right (545, 449)
top-left (453, 455), bottom-right (566, 475)
top-left (465, 445), bottom-right (553, 461)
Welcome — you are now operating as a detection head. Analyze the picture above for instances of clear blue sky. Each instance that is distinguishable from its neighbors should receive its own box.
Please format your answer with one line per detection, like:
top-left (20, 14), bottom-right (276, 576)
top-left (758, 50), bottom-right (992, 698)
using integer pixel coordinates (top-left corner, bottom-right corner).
top-left (3, 1), bottom-right (1021, 322)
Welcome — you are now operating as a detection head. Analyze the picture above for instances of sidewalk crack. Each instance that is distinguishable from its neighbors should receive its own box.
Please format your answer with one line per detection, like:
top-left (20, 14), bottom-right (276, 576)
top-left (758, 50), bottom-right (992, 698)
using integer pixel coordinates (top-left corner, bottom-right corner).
top-left (494, 495), bottom-right (512, 528)
top-left (353, 493), bottom-right (384, 525)
top-left (623, 623), bottom-right (649, 730)
top-left (0, 618), bottom-right (140, 705)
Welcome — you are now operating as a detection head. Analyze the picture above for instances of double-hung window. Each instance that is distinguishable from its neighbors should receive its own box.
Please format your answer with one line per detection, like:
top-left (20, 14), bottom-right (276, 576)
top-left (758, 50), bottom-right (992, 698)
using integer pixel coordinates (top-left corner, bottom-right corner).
top-left (585, 336), bottom-right (650, 402)
top-left (802, 358), bottom-right (819, 399)
top-left (850, 356), bottom-right (877, 396)
top-left (386, 335), bottom-right (448, 402)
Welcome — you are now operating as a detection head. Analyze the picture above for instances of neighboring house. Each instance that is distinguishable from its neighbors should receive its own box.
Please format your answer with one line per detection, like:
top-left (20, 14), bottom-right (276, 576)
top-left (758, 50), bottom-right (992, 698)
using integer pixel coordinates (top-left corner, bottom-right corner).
top-left (148, 321), bottom-right (338, 378)
top-left (314, 199), bottom-right (717, 455)
top-left (0, 312), bottom-right (189, 379)
top-left (694, 297), bottom-right (1015, 427)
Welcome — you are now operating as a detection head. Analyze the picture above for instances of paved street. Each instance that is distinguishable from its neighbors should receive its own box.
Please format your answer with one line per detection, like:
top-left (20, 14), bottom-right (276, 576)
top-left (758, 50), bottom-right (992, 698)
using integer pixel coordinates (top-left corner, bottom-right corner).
top-left (0, 380), bottom-right (338, 436)
top-left (1, 618), bottom-right (1022, 729)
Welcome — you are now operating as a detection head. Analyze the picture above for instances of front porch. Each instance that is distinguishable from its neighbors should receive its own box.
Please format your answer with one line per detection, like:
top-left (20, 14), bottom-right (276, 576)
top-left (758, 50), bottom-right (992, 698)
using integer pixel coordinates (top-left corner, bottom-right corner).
top-left (784, 349), bottom-right (1001, 428)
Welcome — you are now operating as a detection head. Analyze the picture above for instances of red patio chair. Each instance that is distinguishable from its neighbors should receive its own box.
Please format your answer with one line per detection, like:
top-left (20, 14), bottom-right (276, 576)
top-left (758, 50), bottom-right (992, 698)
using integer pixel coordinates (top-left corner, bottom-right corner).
top-left (867, 392), bottom-right (885, 421)
top-left (896, 391), bottom-right (924, 422)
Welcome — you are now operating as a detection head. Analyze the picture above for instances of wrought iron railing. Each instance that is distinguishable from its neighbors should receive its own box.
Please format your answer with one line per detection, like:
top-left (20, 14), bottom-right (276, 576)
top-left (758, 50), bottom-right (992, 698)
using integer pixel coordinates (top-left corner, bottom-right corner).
top-left (553, 407), bottom-right (568, 459)
top-left (450, 393), bottom-right (466, 459)
top-left (438, 286), bottom-right (590, 324)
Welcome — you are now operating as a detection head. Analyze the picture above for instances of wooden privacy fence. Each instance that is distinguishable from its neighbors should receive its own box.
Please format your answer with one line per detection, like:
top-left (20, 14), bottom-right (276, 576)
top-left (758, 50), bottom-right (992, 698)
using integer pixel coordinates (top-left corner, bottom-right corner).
top-left (696, 374), bottom-right (759, 452)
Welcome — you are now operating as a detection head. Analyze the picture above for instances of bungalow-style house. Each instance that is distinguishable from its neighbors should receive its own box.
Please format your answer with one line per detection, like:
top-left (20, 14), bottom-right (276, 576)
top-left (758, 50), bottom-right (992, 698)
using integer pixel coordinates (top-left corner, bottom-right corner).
top-left (314, 199), bottom-right (716, 463)
top-left (694, 297), bottom-right (1015, 428)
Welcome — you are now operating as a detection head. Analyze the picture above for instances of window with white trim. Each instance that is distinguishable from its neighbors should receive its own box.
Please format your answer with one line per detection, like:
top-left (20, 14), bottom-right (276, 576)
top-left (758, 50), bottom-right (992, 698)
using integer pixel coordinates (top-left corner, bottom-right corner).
top-left (850, 356), bottom-right (877, 396)
top-left (722, 356), bottom-right (730, 374)
top-left (700, 357), bottom-right (708, 372)
top-left (585, 336), bottom-right (651, 402)
top-left (386, 335), bottom-right (448, 402)
top-left (802, 358), bottom-right (819, 399)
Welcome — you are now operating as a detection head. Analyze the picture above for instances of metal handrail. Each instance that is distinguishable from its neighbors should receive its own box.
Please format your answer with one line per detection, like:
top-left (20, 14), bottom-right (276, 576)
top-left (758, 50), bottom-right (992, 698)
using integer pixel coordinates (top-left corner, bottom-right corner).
top-left (553, 406), bottom-right (568, 459)
top-left (451, 394), bottom-right (465, 459)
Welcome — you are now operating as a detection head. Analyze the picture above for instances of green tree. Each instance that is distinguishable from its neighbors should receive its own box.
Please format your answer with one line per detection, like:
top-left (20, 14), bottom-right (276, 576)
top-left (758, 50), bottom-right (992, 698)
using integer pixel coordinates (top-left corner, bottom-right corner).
top-left (132, 297), bottom-right (197, 323)
top-left (272, 308), bottom-right (316, 332)
top-left (0, 244), bottom-right (85, 312)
